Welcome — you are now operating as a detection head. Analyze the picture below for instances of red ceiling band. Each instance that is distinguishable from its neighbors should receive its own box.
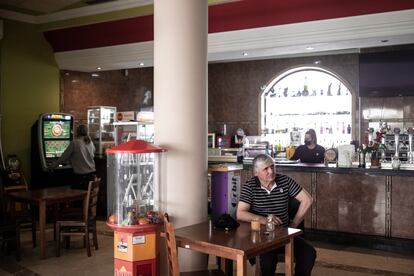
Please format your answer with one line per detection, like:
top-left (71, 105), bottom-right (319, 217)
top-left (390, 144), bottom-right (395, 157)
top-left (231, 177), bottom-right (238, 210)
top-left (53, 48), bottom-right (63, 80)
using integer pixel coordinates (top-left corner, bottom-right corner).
top-left (44, 0), bottom-right (414, 52)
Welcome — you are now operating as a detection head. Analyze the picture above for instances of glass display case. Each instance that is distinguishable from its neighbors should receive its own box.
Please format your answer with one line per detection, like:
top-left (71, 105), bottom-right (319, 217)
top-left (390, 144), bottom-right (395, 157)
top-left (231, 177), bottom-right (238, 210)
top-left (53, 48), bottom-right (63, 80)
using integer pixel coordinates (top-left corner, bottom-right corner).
top-left (113, 121), bottom-right (154, 146)
top-left (87, 106), bottom-right (116, 157)
top-left (138, 122), bottom-right (154, 143)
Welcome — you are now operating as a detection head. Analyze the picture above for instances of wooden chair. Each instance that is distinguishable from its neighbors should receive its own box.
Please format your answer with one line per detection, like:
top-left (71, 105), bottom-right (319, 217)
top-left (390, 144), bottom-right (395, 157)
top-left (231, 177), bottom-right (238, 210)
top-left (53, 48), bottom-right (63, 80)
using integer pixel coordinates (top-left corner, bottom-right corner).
top-left (55, 178), bottom-right (100, 257)
top-left (0, 170), bottom-right (20, 261)
top-left (161, 213), bottom-right (225, 276)
top-left (2, 165), bottom-right (36, 248)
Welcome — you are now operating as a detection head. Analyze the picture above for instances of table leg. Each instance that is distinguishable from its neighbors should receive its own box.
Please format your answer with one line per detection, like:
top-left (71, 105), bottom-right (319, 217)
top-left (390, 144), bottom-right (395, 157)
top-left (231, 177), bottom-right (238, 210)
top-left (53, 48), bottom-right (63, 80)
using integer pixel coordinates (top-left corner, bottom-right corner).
top-left (83, 196), bottom-right (87, 221)
top-left (9, 199), bottom-right (16, 221)
top-left (285, 237), bottom-right (294, 276)
top-left (39, 201), bottom-right (46, 259)
top-left (236, 254), bottom-right (246, 276)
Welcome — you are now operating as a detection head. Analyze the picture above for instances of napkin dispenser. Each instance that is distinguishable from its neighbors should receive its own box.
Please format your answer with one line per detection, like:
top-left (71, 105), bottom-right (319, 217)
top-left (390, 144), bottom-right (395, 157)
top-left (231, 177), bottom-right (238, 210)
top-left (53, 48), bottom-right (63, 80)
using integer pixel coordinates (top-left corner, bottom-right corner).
top-left (337, 144), bottom-right (355, 167)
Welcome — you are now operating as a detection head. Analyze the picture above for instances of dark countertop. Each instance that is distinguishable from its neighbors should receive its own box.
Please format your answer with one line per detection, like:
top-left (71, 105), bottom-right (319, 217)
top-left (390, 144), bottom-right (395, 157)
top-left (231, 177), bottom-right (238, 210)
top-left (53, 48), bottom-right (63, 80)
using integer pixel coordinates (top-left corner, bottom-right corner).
top-left (242, 162), bottom-right (414, 176)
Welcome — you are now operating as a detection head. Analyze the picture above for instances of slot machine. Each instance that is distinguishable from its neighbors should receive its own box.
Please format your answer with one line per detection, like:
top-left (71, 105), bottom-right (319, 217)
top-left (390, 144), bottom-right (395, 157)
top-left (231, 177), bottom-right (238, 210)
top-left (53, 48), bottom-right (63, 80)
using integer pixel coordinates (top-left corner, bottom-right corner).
top-left (31, 113), bottom-right (74, 189)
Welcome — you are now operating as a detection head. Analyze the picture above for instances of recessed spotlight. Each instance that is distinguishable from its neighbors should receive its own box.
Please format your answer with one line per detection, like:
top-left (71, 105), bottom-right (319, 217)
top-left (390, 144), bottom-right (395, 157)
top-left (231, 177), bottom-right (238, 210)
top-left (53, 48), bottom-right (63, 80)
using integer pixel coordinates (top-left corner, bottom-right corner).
top-left (381, 39), bottom-right (389, 43)
top-left (91, 73), bottom-right (99, 77)
top-left (306, 46), bottom-right (314, 50)
top-left (242, 52), bottom-right (248, 56)
top-left (139, 62), bottom-right (145, 66)
top-left (96, 67), bottom-right (102, 70)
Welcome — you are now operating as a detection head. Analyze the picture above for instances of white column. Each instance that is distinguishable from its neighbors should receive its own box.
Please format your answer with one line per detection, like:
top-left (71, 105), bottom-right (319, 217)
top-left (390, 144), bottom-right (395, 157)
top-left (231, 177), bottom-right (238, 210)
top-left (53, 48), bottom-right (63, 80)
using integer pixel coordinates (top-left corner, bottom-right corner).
top-left (154, 0), bottom-right (208, 272)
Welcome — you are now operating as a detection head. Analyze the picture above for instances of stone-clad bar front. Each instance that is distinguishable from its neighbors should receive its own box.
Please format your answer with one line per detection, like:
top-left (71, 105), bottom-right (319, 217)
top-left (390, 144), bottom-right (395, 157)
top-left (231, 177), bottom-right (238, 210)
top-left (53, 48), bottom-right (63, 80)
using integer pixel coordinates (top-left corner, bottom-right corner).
top-left (240, 163), bottom-right (414, 253)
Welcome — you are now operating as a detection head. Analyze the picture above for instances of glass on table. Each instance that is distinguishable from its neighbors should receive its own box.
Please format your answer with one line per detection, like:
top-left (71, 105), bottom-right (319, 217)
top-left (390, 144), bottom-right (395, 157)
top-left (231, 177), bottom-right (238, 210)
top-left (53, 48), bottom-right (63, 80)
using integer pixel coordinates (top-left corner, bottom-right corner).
top-left (251, 218), bottom-right (261, 231)
top-left (266, 214), bottom-right (275, 232)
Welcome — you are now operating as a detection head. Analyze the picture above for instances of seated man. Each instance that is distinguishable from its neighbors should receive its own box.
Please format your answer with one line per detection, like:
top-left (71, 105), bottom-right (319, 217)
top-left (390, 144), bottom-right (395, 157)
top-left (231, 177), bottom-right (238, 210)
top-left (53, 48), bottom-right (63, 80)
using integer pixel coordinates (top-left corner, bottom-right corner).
top-left (236, 154), bottom-right (316, 276)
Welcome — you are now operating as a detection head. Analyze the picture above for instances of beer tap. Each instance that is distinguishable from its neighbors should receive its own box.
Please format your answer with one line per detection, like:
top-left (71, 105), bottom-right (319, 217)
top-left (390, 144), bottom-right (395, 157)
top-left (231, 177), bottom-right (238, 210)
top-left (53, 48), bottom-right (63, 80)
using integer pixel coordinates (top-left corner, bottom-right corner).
top-left (367, 128), bottom-right (375, 146)
top-left (392, 128), bottom-right (401, 169)
top-left (407, 129), bottom-right (413, 163)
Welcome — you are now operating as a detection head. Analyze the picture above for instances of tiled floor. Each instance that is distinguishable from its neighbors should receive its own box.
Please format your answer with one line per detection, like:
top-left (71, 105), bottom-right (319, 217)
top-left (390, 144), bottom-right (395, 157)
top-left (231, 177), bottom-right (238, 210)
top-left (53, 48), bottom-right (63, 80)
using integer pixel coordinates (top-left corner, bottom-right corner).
top-left (0, 221), bottom-right (413, 276)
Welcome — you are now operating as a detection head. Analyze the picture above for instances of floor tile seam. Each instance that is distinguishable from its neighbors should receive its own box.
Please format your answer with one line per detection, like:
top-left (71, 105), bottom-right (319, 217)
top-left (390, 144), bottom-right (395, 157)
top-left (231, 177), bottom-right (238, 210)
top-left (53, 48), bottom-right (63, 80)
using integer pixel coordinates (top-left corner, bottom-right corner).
top-left (316, 248), bottom-right (414, 262)
top-left (316, 260), bottom-right (414, 276)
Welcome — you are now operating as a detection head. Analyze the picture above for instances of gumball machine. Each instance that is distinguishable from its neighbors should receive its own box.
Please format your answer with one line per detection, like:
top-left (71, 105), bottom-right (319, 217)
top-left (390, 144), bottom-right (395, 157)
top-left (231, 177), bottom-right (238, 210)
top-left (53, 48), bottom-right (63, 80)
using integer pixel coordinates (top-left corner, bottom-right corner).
top-left (106, 140), bottom-right (166, 276)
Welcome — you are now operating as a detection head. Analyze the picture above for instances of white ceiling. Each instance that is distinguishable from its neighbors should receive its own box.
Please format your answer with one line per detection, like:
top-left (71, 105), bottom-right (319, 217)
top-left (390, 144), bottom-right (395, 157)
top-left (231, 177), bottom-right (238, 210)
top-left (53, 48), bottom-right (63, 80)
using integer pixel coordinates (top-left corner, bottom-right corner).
top-left (1, 0), bottom-right (414, 72)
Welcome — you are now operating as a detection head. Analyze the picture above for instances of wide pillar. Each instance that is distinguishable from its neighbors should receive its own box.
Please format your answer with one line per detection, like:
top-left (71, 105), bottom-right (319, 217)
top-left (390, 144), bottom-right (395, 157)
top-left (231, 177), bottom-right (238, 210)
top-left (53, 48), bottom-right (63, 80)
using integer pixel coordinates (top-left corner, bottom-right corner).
top-left (154, 0), bottom-right (208, 272)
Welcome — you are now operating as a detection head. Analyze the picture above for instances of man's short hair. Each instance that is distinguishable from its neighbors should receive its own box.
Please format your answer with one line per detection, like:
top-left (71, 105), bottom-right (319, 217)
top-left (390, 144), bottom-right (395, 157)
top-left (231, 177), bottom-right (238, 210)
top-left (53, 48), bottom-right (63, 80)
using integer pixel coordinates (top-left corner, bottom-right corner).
top-left (253, 154), bottom-right (274, 173)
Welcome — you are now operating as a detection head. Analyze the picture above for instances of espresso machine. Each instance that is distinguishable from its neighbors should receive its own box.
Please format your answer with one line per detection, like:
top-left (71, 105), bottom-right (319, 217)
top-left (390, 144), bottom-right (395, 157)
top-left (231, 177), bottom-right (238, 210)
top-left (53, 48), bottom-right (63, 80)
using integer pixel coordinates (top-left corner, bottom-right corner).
top-left (383, 128), bottom-right (409, 162)
top-left (408, 127), bottom-right (414, 163)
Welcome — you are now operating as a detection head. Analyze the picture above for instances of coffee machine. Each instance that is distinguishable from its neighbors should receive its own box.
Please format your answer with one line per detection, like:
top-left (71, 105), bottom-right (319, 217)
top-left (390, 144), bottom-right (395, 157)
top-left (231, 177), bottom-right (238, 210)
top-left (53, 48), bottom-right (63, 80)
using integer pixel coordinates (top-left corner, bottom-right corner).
top-left (383, 128), bottom-right (409, 161)
top-left (408, 127), bottom-right (414, 163)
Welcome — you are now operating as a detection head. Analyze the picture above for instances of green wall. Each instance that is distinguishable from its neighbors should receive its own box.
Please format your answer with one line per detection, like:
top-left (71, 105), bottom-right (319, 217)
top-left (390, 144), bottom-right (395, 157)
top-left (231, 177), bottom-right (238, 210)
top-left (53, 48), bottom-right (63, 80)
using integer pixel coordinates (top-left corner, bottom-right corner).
top-left (0, 19), bottom-right (59, 182)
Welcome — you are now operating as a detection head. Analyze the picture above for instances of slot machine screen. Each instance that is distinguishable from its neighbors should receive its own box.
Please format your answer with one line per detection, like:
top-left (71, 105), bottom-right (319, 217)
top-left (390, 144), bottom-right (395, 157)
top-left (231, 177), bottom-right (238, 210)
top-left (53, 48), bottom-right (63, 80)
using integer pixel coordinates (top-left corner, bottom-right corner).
top-left (43, 120), bottom-right (71, 139)
top-left (44, 140), bottom-right (71, 158)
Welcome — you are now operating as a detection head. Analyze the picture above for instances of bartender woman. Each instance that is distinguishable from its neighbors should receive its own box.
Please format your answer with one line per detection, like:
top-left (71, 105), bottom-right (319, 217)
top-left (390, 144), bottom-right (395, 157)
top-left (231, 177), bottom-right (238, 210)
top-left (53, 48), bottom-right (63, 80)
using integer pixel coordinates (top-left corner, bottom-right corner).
top-left (290, 129), bottom-right (325, 163)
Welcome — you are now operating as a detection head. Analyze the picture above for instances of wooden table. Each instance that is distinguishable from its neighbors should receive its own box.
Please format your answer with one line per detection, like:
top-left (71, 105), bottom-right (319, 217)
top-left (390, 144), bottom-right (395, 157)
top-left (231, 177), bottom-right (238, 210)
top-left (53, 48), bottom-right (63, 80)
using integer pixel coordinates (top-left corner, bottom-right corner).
top-left (174, 220), bottom-right (302, 276)
top-left (8, 187), bottom-right (87, 259)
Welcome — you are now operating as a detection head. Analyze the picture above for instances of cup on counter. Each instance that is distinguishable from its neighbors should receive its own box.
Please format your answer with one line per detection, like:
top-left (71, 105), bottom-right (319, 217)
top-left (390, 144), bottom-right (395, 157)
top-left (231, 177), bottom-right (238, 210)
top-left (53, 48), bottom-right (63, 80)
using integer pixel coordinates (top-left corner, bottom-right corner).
top-left (251, 218), bottom-right (260, 231)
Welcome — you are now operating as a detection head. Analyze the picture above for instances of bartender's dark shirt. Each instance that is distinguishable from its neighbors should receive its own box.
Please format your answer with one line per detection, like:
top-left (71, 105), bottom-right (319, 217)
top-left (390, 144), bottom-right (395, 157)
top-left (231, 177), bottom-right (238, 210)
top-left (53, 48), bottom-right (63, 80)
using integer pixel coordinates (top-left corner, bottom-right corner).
top-left (290, 144), bottom-right (325, 163)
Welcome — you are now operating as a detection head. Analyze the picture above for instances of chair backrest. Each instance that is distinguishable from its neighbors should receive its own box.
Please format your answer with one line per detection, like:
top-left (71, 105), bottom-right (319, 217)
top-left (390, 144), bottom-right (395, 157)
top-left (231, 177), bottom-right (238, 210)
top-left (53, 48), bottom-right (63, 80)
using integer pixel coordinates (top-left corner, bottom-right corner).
top-left (0, 170), bottom-right (8, 224)
top-left (84, 178), bottom-right (100, 223)
top-left (163, 213), bottom-right (180, 276)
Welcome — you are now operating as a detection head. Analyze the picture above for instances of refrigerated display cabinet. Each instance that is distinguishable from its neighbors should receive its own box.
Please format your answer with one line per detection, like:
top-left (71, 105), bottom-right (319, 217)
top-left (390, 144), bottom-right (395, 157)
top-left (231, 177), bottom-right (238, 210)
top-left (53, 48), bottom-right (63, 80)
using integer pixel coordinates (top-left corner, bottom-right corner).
top-left (113, 121), bottom-right (154, 146)
top-left (87, 106), bottom-right (116, 157)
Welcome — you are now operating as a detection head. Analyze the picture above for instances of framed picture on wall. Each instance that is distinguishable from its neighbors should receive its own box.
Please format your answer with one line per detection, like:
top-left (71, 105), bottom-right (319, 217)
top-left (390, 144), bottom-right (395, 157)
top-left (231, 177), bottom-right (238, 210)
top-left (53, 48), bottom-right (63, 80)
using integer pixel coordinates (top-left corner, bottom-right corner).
top-left (208, 133), bottom-right (216, 148)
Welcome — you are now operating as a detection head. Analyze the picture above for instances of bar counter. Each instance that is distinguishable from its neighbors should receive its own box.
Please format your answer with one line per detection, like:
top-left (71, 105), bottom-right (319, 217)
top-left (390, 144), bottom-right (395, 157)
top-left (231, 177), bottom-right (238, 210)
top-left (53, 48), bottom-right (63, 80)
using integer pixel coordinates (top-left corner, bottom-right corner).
top-left (237, 162), bottom-right (414, 253)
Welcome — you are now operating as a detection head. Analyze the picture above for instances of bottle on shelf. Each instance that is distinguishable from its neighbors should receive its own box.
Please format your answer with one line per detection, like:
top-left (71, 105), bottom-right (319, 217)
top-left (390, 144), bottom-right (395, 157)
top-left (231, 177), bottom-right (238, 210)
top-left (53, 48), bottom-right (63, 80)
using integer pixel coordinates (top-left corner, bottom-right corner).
top-left (337, 83), bottom-right (341, 96)
top-left (327, 83), bottom-right (332, 96)
top-left (347, 124), bottom-right (352, 134)
top-left (302, 77), bottom-right (309, 96)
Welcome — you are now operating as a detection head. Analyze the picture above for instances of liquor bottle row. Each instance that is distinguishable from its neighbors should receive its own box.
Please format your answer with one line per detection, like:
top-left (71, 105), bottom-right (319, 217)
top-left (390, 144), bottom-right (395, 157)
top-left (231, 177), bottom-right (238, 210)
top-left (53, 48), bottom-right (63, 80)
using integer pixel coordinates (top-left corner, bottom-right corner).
top-left (267, 82), bottom-right (350, 98)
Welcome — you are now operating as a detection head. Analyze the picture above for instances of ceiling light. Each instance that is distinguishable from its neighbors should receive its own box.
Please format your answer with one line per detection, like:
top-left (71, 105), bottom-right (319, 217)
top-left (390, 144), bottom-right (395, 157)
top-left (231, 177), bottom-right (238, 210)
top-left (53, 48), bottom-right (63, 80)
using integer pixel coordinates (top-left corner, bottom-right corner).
top-left (305, 46), bottom-right (314, 50)
top-left (96, 67), bottom-right (102, 70)
top-left (139, 62), bottom-right (145, 66)
top-left (314, 60), bottom-right (321, 65)
top-left (242, 52), bottom-right (248, 56)
top-left (91, 73), bottom-right (99, 77)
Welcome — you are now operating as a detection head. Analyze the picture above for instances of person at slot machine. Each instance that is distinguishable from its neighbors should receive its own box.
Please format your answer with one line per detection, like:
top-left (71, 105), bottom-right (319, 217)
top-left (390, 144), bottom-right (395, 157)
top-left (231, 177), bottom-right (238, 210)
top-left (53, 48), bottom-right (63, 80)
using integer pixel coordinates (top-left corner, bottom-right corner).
top-left (290, 128), bottom-right (325, 163)
top-left (49, 124), bottom-right (96, 190)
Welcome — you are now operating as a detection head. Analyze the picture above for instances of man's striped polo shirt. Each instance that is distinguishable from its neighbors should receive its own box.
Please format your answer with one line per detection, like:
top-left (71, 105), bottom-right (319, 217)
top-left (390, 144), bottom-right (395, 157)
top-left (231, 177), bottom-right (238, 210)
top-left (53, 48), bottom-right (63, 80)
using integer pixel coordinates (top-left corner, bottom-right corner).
top-left (239, 174), bottom-right (302, 227)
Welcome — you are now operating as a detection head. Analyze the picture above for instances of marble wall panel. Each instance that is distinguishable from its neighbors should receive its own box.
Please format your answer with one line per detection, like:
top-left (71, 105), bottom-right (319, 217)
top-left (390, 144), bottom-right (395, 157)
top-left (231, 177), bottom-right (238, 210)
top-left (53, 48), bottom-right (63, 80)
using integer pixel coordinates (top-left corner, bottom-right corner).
top-left (360, 203), bottom-right (385, 235)
top-left (281, 171), bottom-right (313, 225)
top-left (391, 205), bottom-right (414, 239)
top-left (61, 68), bottom-right (154, 120)
top-left (316, 173), bottom-right (386, 234)
top-left (208, 54), bottom-right (359, 136)
top-left (316, 198), bottom-right (338, 230)
top-left (60, 52), bottom-right (414, 144)
top-left (338, 200), bottom-right (361, 233)
top-left (391, 176), bottom-right (414, 239)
